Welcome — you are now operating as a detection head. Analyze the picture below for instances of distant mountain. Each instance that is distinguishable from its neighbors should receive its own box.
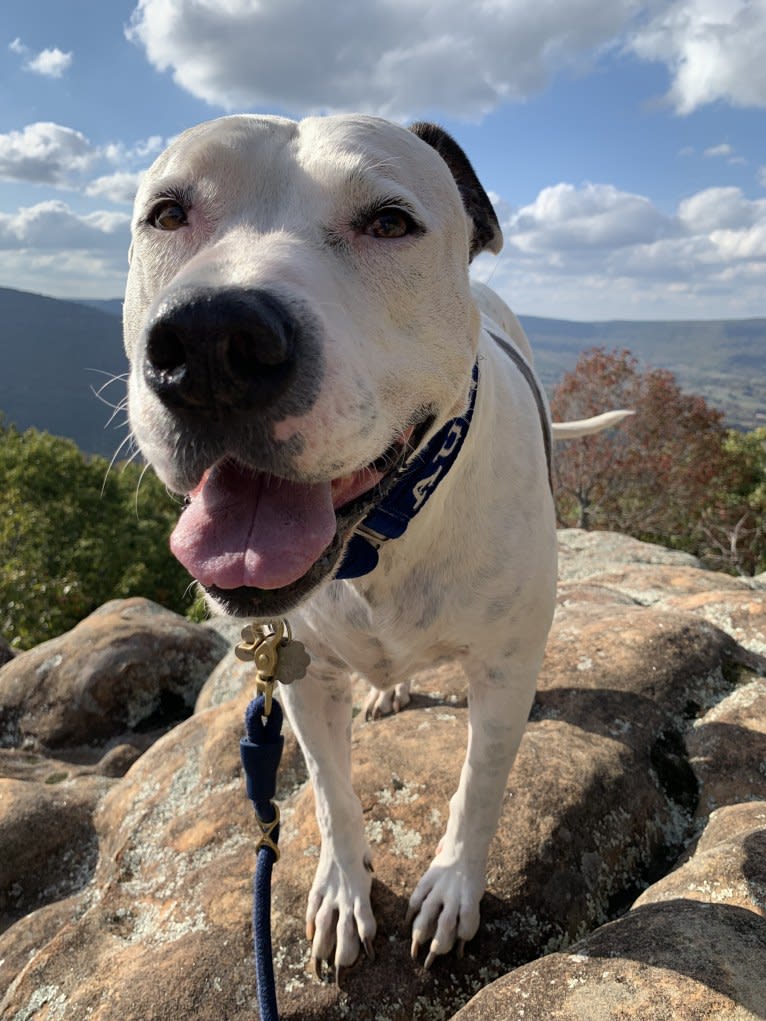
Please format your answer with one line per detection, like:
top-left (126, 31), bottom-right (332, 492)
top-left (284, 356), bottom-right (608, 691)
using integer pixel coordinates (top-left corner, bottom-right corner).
top-left (519, 314), bottom-right (766, 431)
top-left (1, 287), bottom-right (764, 456)
top-left (77, 298), bottom-right (123, 319)
top-left (0, 287), bottom-right (128, 457)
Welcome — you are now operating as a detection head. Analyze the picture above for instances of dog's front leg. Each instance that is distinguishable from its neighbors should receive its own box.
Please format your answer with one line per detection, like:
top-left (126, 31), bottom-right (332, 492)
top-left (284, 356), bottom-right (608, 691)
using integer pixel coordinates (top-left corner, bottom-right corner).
top-left (407, 654), bottom-right (540, 967)
top-left (278, 659), bottom-right (376, 973)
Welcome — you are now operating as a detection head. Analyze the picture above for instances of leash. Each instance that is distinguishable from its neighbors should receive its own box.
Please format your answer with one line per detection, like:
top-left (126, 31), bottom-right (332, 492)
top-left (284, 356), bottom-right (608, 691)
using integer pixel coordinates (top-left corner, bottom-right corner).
top-left (237, 620), bottom-right (310, 1021)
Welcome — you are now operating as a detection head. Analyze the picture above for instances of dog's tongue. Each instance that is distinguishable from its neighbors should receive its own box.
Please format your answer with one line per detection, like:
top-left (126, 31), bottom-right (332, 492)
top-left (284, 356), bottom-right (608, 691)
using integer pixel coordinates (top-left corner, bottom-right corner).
top-left (170, 461), bottom-right (336, 590)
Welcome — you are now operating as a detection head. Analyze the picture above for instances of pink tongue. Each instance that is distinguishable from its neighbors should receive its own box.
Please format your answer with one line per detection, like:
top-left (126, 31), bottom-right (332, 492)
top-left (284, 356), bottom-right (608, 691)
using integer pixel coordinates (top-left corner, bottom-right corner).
top-left (170, 461), bottom-right (337, 591)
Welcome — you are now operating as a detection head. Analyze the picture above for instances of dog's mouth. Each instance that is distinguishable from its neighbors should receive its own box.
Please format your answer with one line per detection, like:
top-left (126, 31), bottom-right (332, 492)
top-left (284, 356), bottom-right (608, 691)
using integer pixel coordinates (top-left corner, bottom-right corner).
top-left (170, 422), bottom-right (429, 616)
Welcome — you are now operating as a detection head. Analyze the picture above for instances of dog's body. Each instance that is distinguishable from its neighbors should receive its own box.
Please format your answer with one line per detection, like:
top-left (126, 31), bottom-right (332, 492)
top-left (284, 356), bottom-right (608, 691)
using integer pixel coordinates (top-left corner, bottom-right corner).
top-left (124, 113), bottom-right (613, 973)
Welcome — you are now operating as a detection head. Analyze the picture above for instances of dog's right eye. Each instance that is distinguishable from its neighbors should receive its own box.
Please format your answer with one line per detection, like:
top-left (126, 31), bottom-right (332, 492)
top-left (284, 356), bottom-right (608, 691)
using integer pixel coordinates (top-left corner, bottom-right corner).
top-left (148, 200), bottom-right (188, 231)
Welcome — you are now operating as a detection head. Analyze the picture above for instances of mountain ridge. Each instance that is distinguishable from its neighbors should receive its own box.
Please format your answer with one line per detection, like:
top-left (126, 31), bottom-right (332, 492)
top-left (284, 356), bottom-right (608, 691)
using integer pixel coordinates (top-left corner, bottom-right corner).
top-left (1, 286), bottom-right (763, 455)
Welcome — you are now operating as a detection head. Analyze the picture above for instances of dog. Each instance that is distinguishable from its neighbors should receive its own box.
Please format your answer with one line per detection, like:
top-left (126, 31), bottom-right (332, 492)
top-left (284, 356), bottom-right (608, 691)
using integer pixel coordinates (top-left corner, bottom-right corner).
top-left (123, 113), bottom-right (627, 975)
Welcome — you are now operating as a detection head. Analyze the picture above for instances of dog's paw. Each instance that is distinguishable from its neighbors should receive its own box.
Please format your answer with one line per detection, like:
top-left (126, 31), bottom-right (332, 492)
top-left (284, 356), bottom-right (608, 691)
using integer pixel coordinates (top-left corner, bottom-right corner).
top-left (306, 850), bottom-right (377, 975)
top-left (406, 854), bottom-right (483, 968)
top-left (364, 680), bottom-right (412, 721)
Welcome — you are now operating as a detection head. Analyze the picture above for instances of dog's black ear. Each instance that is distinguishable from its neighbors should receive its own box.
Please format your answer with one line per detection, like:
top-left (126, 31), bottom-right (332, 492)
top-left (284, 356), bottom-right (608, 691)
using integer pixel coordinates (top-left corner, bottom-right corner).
top-left (409, 122), bottom-right (502, 261)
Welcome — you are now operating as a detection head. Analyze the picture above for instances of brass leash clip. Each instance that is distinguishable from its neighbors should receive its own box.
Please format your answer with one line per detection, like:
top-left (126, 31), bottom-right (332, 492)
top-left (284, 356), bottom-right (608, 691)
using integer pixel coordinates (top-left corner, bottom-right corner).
top-left (235, 618), bottom-right (310, 716)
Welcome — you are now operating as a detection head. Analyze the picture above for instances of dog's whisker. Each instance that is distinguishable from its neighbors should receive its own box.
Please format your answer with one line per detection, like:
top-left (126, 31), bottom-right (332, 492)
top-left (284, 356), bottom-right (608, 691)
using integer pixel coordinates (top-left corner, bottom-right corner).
top-left (134, 461), bottom-right (152, 517)
top-left (104, 403), bottom-right (130, 429)
top-left (101, 430), bottom-right (137, 495)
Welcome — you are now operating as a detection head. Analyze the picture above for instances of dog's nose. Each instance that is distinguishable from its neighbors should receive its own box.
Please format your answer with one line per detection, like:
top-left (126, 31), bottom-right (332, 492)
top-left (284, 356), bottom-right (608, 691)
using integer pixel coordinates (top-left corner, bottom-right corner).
top-left (143, 288), bottom-right (298, 414)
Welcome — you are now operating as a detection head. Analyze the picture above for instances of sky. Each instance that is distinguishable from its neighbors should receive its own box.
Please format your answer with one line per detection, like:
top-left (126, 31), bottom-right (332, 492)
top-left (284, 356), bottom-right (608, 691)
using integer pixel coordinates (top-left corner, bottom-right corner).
top-left (0, 0), bottom-right (765, 321)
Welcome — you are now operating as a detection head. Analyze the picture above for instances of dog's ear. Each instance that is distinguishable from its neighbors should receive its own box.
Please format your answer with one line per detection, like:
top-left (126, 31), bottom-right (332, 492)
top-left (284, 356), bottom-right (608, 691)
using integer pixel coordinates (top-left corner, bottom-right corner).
top-left (409, 122), bottom-right (502, 261)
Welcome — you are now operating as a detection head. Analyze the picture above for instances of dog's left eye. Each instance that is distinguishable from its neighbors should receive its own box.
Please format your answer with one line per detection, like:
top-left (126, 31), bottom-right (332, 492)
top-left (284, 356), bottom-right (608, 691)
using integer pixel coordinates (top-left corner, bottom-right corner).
top-left (364, 208), bottom-right (417, 239)
top-left (148, 200), bottom-right (188, 231)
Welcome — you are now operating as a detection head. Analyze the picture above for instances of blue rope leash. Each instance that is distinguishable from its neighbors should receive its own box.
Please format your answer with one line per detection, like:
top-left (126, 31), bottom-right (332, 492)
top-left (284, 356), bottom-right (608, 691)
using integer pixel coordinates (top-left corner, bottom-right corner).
top-left (241, 693), bottom-right (285, 1021)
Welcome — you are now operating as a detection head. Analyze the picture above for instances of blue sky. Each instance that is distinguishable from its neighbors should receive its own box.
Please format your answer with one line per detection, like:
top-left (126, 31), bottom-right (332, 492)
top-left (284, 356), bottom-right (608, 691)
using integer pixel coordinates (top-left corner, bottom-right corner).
top-left (0, 0), bottom-right (764, 320)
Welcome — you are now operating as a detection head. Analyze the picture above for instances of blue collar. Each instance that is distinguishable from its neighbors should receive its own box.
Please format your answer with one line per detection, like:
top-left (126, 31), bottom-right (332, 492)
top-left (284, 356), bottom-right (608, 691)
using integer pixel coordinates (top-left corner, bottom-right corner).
top-left (335, 362), bottom-right (479, 580)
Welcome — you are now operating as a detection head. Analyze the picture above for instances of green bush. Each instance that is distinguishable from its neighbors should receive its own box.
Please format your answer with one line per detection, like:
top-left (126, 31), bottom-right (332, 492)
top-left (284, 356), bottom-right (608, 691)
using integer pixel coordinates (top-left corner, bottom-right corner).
top-left (0, 420), bottom-right (195, 648)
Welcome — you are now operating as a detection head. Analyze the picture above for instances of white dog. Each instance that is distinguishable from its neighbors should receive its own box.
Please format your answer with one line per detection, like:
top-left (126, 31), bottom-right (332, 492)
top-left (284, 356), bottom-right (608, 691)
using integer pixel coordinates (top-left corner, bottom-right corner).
top-left (124, 113), bottom-right (625, 975)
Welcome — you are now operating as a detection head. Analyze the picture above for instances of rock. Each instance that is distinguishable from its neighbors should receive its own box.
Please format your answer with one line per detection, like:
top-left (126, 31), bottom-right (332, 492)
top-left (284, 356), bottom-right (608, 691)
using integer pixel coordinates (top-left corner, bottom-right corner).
top-left (633, 801), bottom-right (766, 917)
top-left (1, 531), bottom-right (766, 1020)
top-left (451, 901), bottom-right (766, 1020)
top-left (557, 528), bottom-right (703, 580)
top-left (195, 645), bottom-right (255, 712)
top-left (663, 590), bottom-right (766, 658)
top-left (0, 598), bottom-right (228, 757)
top-left (687, 680), bottom-right (766, 814)
top-left (0, 774), bottom-right (110, 931)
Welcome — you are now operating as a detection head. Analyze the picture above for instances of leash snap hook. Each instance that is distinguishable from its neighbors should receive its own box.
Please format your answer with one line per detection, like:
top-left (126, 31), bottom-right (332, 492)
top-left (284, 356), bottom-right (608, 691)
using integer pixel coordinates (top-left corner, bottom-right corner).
top-left (236, 620), bottom-right (288, 717)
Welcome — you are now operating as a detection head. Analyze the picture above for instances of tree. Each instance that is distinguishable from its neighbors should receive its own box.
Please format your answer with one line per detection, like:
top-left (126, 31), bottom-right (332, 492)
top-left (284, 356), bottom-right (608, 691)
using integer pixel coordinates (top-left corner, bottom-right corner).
top-left (0, 421), bottom-right (193, 648)
top-left (701, 427), bottom-right (766, 576)
top-left (550, 348), bottom-right (765, 573)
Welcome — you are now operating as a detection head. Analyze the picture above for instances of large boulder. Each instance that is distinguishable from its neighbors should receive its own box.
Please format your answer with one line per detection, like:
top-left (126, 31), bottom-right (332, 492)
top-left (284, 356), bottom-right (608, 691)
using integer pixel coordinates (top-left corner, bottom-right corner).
top-left (0, 597), bottom-right (228, 756)
top-left (1, 532), bottom-right (765, 1020)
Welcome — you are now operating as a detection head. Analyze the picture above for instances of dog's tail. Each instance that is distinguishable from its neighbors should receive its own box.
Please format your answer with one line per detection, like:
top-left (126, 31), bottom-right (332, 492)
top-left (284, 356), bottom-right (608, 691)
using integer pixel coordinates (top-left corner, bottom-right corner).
top-left (552, 409), bottom-right (635, 441)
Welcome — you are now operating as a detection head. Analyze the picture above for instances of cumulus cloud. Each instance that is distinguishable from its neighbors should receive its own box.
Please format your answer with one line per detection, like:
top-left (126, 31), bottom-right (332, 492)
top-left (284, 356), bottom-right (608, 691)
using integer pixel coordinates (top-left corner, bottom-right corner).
top-left (476, 180), bottom-right (766, 318)
top-left (126, 0), bottom-right (640, 118)
top-left (85, 171), bottom-right (145, 205)
top-left (102, 135), bottom-right (164, 165)
top-left (678, 187), bottom-right (759, 233)
top-left (125, 0), bottom-right (766, 119)
top-left (0, 198), bottom-right (130, 299)
top-left (0, 123), bottom-right (97, 186)
top-left (0, 122), bottom-right (162, 197)
top-left (0, 200), bottom-right (129, 252)
top-left (509, 183), bottom-right (673, 252)
top-left (629, 0), bottom-right (766, 114)
top-left (26, 47), bottom-right (73, 78)
top-left (9, 39), bottom-right (73, 77)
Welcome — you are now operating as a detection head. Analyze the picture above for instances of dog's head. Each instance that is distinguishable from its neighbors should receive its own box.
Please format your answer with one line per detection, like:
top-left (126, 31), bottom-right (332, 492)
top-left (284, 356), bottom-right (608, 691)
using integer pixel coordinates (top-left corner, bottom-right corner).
top-left (124, 114), bottom-right (501, 616)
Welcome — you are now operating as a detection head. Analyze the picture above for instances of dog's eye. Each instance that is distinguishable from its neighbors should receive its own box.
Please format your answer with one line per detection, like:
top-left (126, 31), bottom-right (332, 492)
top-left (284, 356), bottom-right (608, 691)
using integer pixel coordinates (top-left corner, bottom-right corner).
top-left (364, 208), bottom-right (416, 239)
top-left (149, 200), bottom-right (188, 232)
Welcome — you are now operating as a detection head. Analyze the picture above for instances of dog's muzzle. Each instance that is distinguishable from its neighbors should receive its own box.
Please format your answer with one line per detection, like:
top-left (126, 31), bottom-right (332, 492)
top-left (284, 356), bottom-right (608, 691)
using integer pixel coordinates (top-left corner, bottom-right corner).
top-left (143, 286), bottom-right (321, 421)
top-left (140, 285), bottom-right (429, 617)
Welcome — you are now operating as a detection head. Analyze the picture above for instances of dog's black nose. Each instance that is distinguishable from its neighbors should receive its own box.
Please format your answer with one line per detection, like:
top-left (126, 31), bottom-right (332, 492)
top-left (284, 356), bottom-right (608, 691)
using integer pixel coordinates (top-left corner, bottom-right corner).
top-left (143, 288), bottom-right (299, 415)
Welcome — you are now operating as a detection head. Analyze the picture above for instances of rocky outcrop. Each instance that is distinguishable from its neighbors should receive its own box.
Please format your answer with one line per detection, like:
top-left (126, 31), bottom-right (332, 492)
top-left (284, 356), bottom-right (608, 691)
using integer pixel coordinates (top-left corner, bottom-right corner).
top-left (0, 597), bottom-right (228, 757)
top-left (1, 531), bottom-right (765, 1020)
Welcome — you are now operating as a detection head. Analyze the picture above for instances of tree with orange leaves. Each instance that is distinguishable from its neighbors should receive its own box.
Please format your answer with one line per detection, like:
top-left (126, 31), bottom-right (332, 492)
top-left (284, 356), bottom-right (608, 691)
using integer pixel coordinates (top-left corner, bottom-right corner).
top-left (550, 348), bottom-right (764, 574)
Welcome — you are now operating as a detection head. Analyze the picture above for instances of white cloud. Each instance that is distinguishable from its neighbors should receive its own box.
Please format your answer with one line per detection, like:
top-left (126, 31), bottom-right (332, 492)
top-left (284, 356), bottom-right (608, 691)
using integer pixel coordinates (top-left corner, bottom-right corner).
top-left (85, 171), bottom-right (145, 204)
top-left (678, 187), bottom-right (759, 233)
top-left (629, 0), bottom-right (766, 114)
top-left (126, 0), bottom-right (641, 118)
top-left (0, 250), bottom-right (128, 299)
top-left (26, 47), bottom-right (73, 78)
top-left (125, 0), bottom-right (766, 121)
top-left (0, 200), bottom-right (129, 252)
top-left (102, 135), bottom-right (164, 166)
top-left (477, 179), bottom-right (766, 318)
top-left (711, 222), bottom-right (766, 260)
top-left (0, 123), bottom-right (97, 186)
top-left (9, 38), bottom-right (73, 77)
top-left (704, 143), bottom-right (733, 158)
top-left (508, 182), bottom-right (673, 253)
top-left (0, 123), bottom-right (163, 197)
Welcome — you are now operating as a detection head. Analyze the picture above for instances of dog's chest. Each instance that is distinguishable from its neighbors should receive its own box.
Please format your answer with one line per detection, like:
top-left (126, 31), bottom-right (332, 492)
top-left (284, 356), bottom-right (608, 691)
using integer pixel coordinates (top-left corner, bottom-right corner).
top-left (303, 580), bottom-right (466, 690)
